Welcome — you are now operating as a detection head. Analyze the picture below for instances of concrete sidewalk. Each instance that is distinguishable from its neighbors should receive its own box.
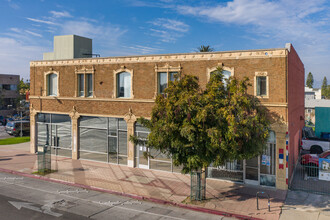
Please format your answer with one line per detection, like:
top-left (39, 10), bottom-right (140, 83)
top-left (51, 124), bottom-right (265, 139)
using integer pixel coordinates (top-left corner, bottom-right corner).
top-left (0, 142), bottom-right (286, 220)
top-left (280, 191), bottom-right (330, 220)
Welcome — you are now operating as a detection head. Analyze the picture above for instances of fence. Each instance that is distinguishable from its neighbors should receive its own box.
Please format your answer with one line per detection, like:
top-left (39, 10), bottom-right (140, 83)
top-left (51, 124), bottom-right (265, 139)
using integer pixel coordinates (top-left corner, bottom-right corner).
top-left (37, 145), bottom-right (51, 174)
top-left (190, 170), bottom-right (206, 200)
top-left (289, 155), bottom-right (330, 195)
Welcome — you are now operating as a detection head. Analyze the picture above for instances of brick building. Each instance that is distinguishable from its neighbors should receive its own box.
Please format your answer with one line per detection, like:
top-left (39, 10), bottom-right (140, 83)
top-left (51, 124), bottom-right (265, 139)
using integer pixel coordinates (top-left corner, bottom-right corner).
top-left (29, 43), bottom-right (304, 190)
top-left (0, 74), bottom-right (20, 117)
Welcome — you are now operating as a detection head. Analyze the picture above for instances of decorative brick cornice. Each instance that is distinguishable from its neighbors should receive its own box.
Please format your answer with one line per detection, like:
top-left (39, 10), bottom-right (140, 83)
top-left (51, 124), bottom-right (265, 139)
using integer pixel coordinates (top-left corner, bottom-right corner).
top-left (30, 49), bottom-right (288, 67)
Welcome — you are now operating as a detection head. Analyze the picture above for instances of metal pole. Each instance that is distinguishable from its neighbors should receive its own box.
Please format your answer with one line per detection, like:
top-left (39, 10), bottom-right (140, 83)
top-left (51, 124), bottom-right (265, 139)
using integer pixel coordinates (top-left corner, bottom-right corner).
top-left (20, 111), bottom-right (22, 137)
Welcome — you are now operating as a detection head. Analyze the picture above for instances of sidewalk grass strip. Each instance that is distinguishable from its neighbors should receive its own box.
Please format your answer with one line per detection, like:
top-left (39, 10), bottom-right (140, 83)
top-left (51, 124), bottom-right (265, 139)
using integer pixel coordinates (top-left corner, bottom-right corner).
top-left (0, 137), bottom-right (30, 145)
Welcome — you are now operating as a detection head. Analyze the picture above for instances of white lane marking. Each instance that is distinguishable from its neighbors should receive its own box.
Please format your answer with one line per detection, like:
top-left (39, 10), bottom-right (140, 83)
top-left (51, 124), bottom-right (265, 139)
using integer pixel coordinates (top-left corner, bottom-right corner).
top-left (93, 200), bottom-right (142, 206)
top-left (9, 201), bottom-right (62, 217)
top-left (57, 189), bottom-right (88, 194)
top-left (0, 177), bottom-right (24, 180)
top-left (3, 180), bottom-right (186, 220)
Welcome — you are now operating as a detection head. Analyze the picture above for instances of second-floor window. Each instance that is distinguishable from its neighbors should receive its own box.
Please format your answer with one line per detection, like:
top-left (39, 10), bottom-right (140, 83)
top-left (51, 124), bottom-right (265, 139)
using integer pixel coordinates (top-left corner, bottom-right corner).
top-left (0, 84), bottom-right (17, 91)
top-left (254, 72), bottom-right (268, 98)
top-left (256, 76), bottom-right (267, 96)
top-left (117, 72), bottom-right (131, 98)
top-left (158, 72), bottom-right (178, 94)
top-left (210, 70), bottom-right (231, 87)
top-left (77, 73), bottom-right (93, 97)
top-left (47, 73), bottom-right (57, 96)
top-left (78, 74), bottom-right (84, 96)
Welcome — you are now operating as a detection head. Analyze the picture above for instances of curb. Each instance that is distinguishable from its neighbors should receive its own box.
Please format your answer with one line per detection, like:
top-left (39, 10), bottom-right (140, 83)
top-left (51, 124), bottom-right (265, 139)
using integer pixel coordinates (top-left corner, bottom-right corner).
top-left (0, 167), bottom-right (262, 220)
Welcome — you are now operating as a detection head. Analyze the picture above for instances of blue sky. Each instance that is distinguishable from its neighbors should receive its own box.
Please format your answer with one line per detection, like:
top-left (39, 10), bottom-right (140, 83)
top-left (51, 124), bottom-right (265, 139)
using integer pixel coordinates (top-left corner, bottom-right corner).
top-left (1, 0), bottom-right (329, 87)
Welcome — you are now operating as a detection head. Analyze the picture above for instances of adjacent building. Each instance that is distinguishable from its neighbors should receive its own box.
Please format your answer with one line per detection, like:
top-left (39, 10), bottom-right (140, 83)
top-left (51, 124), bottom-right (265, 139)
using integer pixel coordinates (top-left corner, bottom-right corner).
top-left (0, 74), bottom-right (20, 117)
top-left (29, 40), bottom-right (304, 190)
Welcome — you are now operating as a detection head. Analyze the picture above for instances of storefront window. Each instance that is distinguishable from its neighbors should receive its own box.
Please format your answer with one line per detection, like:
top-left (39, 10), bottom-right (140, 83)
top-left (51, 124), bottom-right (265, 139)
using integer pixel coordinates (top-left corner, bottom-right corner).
top-left (79, 116), bottom-right (127, 165)
top-left (134, 123), bottom-right (180, 173)
top-left (207, 160), bottom-right (243, 182)
top-left (260, 131), bottom-right (276, 187)
top-left (37, 113), bottom-right (72, 157)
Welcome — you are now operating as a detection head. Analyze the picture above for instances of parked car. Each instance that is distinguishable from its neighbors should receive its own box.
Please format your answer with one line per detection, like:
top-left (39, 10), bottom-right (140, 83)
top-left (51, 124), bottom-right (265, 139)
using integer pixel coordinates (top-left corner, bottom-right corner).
top-left (301, 150), bottom-right (330, 176)
top-left (0, 116), bottom-right (6, 125)
top-left (5, 121), bottom-right (30, 136)
top-left (301, 127), bottom-right (330, 154)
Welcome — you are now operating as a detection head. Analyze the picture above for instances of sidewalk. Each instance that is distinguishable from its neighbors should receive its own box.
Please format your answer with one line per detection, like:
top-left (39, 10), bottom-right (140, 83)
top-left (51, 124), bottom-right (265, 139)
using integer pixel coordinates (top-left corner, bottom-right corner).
top-left (0, 142), bottom-right (286, 220)
top-left (280, 191), bottom-right (330, 220)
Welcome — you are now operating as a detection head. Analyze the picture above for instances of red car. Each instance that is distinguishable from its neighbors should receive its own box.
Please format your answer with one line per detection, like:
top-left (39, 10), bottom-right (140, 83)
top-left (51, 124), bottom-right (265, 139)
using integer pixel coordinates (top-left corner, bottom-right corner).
top-left (301, 151), bottom-right (330, 176)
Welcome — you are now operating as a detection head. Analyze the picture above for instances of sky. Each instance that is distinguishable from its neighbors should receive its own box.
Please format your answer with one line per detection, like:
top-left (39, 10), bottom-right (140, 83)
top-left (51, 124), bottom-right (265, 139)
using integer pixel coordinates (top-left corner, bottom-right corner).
top-left (1, 0), bottom-right (329, 87)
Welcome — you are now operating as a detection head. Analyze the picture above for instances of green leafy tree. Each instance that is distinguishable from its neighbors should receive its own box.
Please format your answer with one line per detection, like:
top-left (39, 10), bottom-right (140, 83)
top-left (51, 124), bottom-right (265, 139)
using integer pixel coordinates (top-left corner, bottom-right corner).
top-left (306, 72), bottom-right (314, 88)
top-left (131, 68), bottom-right (270, 175)
top-left (15, 78), bottom-right (30, 116)
top-left (321, 76), bottom-right (328, 98)
top-left (197, 45), bottom-right (214, 52)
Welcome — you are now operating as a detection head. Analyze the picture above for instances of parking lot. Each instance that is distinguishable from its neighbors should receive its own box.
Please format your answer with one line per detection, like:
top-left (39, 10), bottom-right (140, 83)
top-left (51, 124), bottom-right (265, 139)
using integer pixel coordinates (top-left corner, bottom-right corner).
top-left (0, 125), bottom-right (11, 139)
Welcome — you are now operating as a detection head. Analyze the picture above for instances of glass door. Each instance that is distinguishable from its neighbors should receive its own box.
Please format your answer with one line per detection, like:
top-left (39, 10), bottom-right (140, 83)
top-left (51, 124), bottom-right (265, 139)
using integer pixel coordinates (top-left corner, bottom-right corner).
top-left (137, 144), bottom-right (149, 169)
top-left (244, 156), bottom-right (260, 185)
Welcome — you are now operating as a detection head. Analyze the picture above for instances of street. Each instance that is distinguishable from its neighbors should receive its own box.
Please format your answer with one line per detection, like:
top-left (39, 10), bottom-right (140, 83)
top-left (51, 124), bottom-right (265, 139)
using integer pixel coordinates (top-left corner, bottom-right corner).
top-left (0, 172), bottom-right (233, 220)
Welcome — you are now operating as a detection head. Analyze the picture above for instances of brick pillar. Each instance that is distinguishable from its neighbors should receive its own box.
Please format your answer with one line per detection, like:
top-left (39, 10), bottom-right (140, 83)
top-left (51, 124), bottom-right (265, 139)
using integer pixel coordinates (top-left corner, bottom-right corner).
top-left (124, 108), bottom-right (136, 168)
top-left (30, 106), bottom-right (37, 154)
top-left (271, 122), bottom-right (289, 190)
top-left (69, 106), bottom-right (80, 160)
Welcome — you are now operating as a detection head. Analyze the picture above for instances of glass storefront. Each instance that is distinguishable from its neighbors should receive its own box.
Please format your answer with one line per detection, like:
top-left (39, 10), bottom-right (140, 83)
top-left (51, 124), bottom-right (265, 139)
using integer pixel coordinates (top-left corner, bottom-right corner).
top-left (134, 123), bottom-right (182, 173)
top-left (208, 131), bottom-right (276, 187)
top-left (37, 113), bottom-right (72, 157)
top-left (79, 116), bottom-right (127, 165)
top-left (207, 160), bottom-right (243, 182)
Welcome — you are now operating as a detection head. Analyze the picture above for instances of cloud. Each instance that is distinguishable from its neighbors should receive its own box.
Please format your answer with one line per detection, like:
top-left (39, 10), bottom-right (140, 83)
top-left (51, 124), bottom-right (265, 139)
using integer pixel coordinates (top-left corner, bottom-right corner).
top-left (25, 30), bottom-right (43, 38)
top-left (122, 45), bottom-right (162, 54)
top-left (26, 17), bottom-right (58, 25)
top-left (7, 0), bottom-right (20, 9)
top-left (61, 21), bottom-right (127, 43)
top-left (149, 18), bottom-right (189, 42)
top-left (176, 0), bottom-right (330, 84)
top-left (150, 18), bottom-right (189, 32)
top-left (0, 37), bottom-right (45, 80)
top-left (49, 10), bottom-right (72, 18)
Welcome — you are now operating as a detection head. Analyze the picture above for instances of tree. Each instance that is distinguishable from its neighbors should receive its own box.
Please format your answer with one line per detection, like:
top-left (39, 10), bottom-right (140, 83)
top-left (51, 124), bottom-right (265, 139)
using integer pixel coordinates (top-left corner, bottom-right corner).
top-left (15, 78), bottom-right (30, 117)
top-left (197, 45), bottom-right (214, 52)
top-left (131, 68), bottom-right (270, 198)
top-left (306, 72), bottom-right (314, 88)
top-left (321, 77), bottom-right (328, 98)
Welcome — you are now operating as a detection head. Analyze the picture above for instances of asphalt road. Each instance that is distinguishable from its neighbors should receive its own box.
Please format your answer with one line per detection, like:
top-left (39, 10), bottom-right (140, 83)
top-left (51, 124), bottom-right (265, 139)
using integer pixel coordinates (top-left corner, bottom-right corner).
top-left (0, 172), bottom-right (234, 220)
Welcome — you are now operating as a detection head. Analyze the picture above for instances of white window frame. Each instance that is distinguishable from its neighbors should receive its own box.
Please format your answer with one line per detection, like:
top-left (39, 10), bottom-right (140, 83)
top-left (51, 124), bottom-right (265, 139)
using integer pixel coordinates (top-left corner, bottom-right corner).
top-left (254, 72), bottom-right (269, 98)
top-left (113, 67), bottom-right (134, 99)
top-left (154, 63), bottom-right (181, 97)
top-left (206, 64), bottom-right (234, 82)
top-left (43, 70), bottom-right (59, 97)
top-left (75, 67), bottom-right (95, 98)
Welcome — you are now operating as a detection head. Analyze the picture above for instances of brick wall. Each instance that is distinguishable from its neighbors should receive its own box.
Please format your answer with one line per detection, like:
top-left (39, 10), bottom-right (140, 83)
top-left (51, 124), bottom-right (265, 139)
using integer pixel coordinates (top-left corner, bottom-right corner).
top-left (287, 44), bottom-right (305, 182)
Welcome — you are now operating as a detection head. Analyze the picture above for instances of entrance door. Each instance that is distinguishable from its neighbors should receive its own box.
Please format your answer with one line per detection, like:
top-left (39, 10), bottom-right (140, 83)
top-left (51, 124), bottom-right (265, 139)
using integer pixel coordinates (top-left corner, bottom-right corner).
top-left (244, 157), bottom-right (260, 185)
top-left (51, 124), bottom-right (72, 157)
top-left (137, 145), bottom-right (149, 169)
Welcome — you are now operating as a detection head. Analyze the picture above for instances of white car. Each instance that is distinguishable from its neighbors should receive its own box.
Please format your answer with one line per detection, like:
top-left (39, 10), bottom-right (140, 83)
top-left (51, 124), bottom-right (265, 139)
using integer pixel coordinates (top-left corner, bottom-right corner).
top-left (301, 127), bottom-right (330, 154)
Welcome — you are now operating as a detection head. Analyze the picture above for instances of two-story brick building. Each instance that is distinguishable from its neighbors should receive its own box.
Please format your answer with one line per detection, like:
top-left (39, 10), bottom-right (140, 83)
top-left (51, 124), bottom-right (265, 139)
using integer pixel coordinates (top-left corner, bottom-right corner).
top-left (29, 42), bottom-right (304, 190)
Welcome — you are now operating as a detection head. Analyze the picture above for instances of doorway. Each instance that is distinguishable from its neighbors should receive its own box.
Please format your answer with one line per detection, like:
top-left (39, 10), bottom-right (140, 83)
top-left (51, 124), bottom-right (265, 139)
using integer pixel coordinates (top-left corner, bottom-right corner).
top-left (244, 156), bottom-right (260, 185)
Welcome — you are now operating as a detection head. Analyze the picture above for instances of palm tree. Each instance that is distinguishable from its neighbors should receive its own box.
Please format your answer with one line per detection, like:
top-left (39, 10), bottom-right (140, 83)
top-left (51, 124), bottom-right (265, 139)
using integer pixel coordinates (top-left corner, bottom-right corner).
top-left (197, 45), bottom-right (214, 52)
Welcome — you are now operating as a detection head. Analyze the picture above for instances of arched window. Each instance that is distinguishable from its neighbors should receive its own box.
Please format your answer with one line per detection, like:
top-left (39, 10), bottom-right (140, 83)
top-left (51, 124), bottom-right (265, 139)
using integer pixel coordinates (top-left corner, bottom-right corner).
top-left (47, 73), bottom-right (58, 96)
top-left (211, 70), bottom-right (231, 86)
top-left (117, 72), bottom-right (131, 98)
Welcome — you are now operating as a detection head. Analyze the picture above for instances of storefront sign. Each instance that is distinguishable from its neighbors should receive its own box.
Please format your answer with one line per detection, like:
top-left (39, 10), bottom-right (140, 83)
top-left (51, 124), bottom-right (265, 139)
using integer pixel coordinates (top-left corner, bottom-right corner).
top-left (262, 155), bottom-right (270, 166)
top-left (319, 158), bottom-right (330, 181)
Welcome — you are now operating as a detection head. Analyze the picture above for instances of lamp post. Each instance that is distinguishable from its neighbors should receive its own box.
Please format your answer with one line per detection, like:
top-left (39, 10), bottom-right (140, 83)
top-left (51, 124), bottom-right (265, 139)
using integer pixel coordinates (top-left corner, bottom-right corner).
top-left (20, 110), bottom-right (23, 137)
